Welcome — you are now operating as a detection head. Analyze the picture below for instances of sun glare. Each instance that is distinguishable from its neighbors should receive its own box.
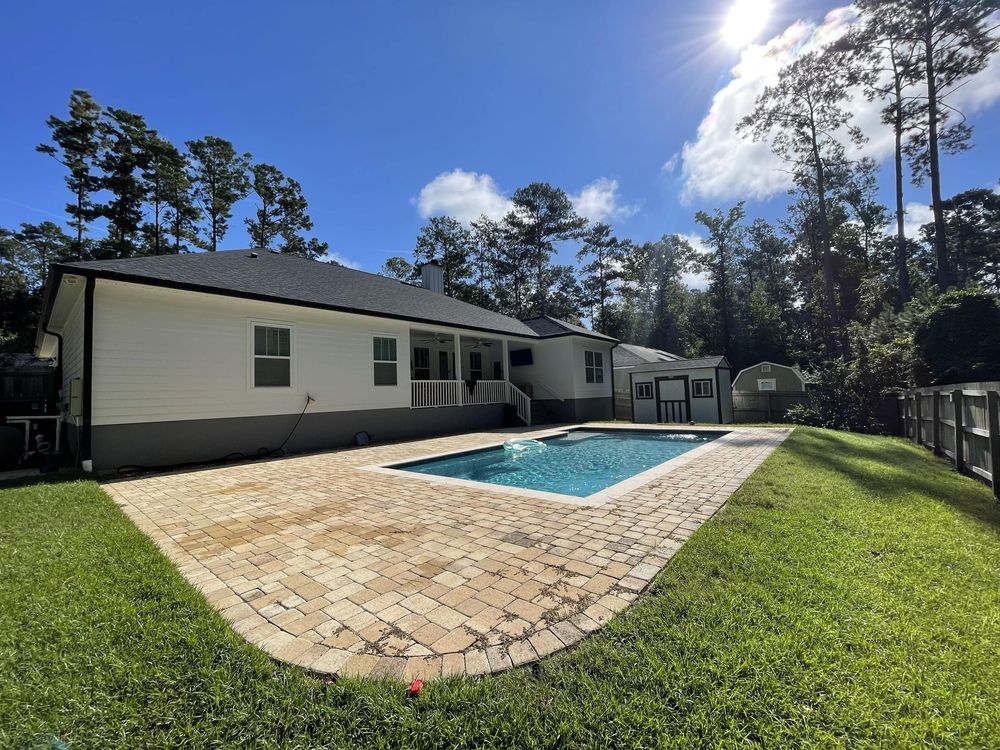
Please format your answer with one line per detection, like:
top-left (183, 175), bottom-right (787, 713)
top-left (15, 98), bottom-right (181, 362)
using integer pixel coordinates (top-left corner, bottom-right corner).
top-left (720, 0), bottom-right (772, 49)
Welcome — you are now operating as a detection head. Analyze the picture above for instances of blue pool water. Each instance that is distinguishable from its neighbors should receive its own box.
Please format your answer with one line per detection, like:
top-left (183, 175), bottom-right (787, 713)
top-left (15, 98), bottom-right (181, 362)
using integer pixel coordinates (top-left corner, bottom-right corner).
top-left (396, 430), bottom-right (719, 498)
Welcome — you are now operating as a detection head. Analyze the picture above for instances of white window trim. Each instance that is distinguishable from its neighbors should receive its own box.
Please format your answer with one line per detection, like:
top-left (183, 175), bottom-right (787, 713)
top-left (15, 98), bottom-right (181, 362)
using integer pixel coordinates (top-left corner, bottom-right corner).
top-left (247, 319), bottom-right (296, 390)
top-left (758, 378), bottom-right (777, 391)
top-left (635, 382), bottom-right (653, 400)
top-left (761, 364), bottom-right (771, 373)
top-left (371, 333), bottom-right (400, 387)
top-left (692, 378), bottom-right (713, 398)
top-left (584, 349), bottom-right (605, 384)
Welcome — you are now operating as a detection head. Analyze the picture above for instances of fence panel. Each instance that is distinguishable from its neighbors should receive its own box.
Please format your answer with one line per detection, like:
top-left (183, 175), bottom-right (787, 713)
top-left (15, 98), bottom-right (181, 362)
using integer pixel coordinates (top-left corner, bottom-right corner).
top-left (897, 384), bottom-right (999, 500)
top-left (732, 392), bottom-right (806, 423)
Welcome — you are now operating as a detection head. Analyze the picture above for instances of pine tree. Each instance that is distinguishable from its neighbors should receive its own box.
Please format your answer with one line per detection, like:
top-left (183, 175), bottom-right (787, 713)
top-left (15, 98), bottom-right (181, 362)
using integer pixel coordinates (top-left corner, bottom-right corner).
top-left (576, 222), bottom-right (627, 333)
top-left (96, 108), bottom-right (151, 258)
top-left (36, 90), bottom-right (104, 259)
top-left (413, 216), bottom-right (473, 297)
top-left (186, 136), bottom-right (251, 251)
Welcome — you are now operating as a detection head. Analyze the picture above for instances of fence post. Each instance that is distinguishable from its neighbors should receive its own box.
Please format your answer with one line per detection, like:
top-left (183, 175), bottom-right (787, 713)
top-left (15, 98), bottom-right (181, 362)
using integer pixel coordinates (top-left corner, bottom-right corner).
top-left (913, 394), bottom-right (922, 445)
top-left (953, 389), bottom-right (964, 473)
top-left (766, 393), bottom-right (772, 422)
top-left (987, 390), bottom-right (1000, 501)
top-left (932, 391), bottom-right (941, 455)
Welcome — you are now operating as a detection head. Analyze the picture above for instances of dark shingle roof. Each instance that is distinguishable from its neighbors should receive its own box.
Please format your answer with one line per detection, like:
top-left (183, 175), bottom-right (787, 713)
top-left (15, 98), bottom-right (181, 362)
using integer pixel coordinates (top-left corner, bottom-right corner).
top-left (613, 343), bottom-right (685, 368)
top-left (625, 355), bottom-right (729, 373)
top-left (520, 316), bottom-right (617, 342)
top-left (53, 249), bottom-right (594, 340)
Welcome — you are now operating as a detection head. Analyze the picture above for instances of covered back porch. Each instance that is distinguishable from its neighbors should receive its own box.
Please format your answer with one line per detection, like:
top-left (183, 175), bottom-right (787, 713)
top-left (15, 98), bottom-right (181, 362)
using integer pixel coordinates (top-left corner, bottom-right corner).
top-left (408, 328), bottom-right (531, 423)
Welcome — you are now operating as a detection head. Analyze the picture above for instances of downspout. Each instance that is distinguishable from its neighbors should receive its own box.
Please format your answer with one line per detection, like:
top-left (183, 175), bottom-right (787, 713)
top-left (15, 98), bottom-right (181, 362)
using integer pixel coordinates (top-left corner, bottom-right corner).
top-left (81, 275), bottom-right (95, 471)
top-left (609, 342), bottom-right (619, 421)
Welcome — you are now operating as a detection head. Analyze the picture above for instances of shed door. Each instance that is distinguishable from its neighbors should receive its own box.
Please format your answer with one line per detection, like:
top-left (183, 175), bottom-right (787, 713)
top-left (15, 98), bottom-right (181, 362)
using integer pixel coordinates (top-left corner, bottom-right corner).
top-left (655, 376), bottom-right (690, 423)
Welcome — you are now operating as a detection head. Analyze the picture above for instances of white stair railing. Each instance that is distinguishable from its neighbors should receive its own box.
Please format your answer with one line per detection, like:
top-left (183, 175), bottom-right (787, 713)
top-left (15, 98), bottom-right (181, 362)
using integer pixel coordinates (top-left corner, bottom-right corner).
top-left (507, 383), bottom-right (532, 425)
top-left (465, 379), bottom-right (508, 406)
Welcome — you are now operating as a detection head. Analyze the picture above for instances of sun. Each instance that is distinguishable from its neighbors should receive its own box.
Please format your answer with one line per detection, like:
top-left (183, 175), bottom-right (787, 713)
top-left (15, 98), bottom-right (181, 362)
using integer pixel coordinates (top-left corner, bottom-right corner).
top-left (720, 0), bottom-right (772, 49)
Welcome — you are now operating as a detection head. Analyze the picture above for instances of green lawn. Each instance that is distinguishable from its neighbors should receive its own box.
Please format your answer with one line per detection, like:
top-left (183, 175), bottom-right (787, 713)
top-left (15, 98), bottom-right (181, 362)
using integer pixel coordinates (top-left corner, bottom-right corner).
top-left (2, 427), bottom-right (999, 749)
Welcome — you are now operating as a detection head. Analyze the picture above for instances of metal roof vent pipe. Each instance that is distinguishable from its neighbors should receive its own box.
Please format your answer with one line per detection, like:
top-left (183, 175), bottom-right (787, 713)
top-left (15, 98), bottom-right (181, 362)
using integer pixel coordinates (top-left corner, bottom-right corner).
top-left (420, 260), bottom-right (444, 294)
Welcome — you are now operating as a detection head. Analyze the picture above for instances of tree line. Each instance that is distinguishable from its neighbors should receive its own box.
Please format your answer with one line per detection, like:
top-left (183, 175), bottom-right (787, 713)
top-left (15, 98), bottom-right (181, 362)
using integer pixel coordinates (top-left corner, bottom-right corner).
top-left (1, 89), bottom-right (329, 348)
top-left (382, 0), bottom-right (1000, 423)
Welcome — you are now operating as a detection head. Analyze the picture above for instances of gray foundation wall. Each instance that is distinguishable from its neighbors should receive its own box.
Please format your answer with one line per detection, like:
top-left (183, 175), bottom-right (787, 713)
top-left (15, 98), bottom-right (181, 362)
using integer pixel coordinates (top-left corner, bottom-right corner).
top-left (534, 397), bottom-right (613, 424)
top-left (91, 405), bottom-right (505, 471)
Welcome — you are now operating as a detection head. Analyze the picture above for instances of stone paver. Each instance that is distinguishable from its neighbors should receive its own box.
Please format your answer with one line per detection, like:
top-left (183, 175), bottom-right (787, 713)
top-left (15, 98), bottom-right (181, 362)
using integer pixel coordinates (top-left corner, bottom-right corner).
top-left (104, 424), bottom-right (788, 680)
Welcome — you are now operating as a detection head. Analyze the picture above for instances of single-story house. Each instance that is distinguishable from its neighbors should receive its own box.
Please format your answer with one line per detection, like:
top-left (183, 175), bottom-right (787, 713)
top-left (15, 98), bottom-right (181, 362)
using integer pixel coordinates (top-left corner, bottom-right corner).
top-left (732, 361), bottom-right (806, 393)
top-left (35, 250), bottom-right (616, 472)
top-left (613, 346), bottom-right (734, 424)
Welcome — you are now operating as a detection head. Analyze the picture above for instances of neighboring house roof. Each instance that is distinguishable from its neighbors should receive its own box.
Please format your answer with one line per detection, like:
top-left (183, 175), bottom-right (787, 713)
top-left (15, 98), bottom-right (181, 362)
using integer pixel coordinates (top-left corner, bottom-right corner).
top-left (613, 343), bottom-right (686, 368)
top-left (520, 315), bottom-right (617, 343)
top-left (732, 360), bottom-right (807, 389)
top-left (626, 355), bottom-right (730, 374)
top-left (46, 250), bottom-right (616, 342)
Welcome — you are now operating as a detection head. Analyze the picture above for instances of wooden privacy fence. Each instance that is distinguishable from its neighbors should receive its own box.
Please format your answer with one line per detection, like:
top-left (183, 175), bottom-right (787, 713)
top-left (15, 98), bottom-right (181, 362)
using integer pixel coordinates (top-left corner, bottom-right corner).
top-left (899, 383), bottom-right (1000, 499)
top-left (732, 392), bottom-right (806, 423)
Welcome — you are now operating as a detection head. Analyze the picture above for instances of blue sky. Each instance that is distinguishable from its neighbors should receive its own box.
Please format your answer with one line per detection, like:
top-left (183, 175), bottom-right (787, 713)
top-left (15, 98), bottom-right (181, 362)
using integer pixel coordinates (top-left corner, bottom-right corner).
top-left (2, 0), bottom-right (998, 273)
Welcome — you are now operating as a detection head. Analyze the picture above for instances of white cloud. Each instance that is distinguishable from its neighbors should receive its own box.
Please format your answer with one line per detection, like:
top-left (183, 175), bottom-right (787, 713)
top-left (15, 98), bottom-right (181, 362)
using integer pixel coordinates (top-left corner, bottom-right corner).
top-left (680, 6), bottom-right (1000, 203)
top-left (901, 202), bottom-right (934, 239)
top-left (415, 169), bottom-right (512, 224)
top-left (679, 233), bottom-right (711, 290)
top-left (661, 153), bottom-right (680, 174)
top-left (569, 177), bottom-right (639, 223)
top-left (322, 250), bottom-right (362, 269)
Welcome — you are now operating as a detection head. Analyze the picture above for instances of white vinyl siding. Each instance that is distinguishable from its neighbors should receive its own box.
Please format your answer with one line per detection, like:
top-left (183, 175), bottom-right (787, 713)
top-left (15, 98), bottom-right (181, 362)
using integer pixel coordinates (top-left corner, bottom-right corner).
top-left (90, 280), bottom-right (411, 425)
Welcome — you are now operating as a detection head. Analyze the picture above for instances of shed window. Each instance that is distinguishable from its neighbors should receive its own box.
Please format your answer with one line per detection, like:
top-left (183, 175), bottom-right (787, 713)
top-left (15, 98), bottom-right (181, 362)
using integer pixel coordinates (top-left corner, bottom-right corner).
top-left (761, 364), bottom-right (771, 373)
top-left (252, 324), bottom-right (291, 387)
top-left (413, 347), bottom-right (430, 380)
top-left (635, 382), bottom-right (653, 400)
top-left (584, 350), bottom-right (604, 384)
top-left (373, 336), bottom-right (398, 386)
top-left (693, 379), bottom-right (713, 398)
top-left (758, 378), bottom-right (776, 391)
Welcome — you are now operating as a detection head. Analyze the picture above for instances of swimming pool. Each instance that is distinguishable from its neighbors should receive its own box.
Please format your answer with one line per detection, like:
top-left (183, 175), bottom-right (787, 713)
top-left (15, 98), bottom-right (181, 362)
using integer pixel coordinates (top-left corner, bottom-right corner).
top-left (392, 429), bottom-right (721, 498)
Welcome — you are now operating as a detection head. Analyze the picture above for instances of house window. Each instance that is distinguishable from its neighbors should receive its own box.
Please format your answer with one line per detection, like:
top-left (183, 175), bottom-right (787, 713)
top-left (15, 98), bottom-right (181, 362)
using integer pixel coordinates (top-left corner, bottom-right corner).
top-left (635, 382), bottom-right (653, 400)
top-left (469, 351), bottom-right (483, 382)
top-left (252, 323), bottom-right (291, 387)
top-left (692, 379), bottom-right (713, 398)
top-left (758, 378), bottom-right (776, 391)
top-left (413, 347), bottom-right (430, 380)
top-left (761, 364), bottom-right (771, 373)
top-left (373, 336), bottom-right (398, 386)
top-left (584, 350), bottom-right (604, 384)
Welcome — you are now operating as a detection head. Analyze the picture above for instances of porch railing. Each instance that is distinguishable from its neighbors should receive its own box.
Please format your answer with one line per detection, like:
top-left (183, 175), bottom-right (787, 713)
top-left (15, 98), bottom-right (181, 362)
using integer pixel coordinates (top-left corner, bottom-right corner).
top-left (410, 379), bottom-right (532, 425)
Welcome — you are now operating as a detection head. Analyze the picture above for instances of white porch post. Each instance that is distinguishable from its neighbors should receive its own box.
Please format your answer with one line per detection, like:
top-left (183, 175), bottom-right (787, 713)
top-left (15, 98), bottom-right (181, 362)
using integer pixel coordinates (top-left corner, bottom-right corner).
top-left (454, 333), bottom-right (463, 404)
top-left (501, 338), bottom-right (510, 381)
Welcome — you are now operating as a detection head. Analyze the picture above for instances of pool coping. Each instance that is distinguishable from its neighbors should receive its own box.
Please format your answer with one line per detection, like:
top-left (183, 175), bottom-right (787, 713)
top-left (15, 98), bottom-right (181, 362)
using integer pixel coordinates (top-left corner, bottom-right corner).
top-left (360, 425), bottom-right (734, 507)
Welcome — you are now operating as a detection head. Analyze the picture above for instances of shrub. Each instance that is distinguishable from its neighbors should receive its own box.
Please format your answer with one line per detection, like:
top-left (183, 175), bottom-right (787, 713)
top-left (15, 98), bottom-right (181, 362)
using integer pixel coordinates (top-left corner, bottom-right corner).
top-left (912, 290), bottom-right (1000, 385)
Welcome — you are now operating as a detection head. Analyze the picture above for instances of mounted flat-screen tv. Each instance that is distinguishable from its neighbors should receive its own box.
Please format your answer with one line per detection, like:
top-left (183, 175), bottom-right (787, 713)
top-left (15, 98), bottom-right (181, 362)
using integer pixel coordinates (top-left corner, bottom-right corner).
top-left (509, 348), bottom-right (533, 367)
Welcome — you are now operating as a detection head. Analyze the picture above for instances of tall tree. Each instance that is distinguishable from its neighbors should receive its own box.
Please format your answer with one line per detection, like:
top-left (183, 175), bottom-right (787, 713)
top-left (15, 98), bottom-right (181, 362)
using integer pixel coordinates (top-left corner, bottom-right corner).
top-left (0, 229), bottom-right (36, 350)
top-left (162, 152), bottom-right (201, 253)
top-left (576, 222), bottom-right (627, 333)
top-left (922, 187), bottom-right (1000, 292)
top-left (413, 216), bottom-right (473, 297)
top-left (739, 48), bottom-right (865, 349)
top-left (379, 256), bottom-right (416, 281)
top-left (619, 234), bottom-right (694, 351)
top-left (141, 132), bottom-right (189, 255)
top-left (245, 163), bottom-right (323, 257)
top-left (36, 90), bottom-right (104, 259)
top-left (10, 222), bottom-right (73, 289)
top-left (896, 0), bottom-right (999, 291)
top-left (846, 1), bottom-right (924, 303)
top-left (186, 136), bottom-right (251, 251)
top-left (505, 183), bottom-right (587, 317)
top-left (95, 107), bottom-right (151, 259)
top-left (695, 203), bottom-right (747, 356)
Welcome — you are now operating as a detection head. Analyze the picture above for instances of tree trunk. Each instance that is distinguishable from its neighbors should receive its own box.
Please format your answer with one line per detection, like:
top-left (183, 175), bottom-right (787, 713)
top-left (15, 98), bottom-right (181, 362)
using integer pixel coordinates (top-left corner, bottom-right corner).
top-left (924, 14), bottom-right (951, 291)
top-left (810, 123), bottom-right (839, 352)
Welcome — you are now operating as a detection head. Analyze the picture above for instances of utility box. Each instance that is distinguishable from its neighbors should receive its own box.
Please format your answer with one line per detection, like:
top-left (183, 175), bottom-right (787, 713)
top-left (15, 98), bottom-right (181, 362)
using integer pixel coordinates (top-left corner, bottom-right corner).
top-left (68, 378), bottom-right (82, 418)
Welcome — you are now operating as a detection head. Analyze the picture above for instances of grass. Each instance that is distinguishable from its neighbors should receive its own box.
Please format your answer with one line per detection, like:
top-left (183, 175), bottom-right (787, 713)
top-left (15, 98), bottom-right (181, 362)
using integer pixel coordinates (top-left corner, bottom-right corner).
top-left (2, 427), bottom-right (999, 749)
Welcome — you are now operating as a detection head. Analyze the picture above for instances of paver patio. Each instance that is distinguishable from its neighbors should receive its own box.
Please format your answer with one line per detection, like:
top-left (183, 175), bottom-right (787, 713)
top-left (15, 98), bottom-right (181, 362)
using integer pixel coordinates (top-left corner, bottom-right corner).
top-left (104, 424), bottom-right (789, 681)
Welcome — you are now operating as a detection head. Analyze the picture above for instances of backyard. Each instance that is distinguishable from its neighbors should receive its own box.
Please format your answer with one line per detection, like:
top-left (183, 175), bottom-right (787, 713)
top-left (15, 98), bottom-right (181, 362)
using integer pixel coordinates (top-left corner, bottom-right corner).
top-left (2, 426), bottom-right (999, 749)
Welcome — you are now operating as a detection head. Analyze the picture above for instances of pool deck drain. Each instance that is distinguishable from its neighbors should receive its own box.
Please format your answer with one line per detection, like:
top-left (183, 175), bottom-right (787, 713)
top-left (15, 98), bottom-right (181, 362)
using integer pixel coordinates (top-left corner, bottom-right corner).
top-left (104, 424), bottom-right (790, 681)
